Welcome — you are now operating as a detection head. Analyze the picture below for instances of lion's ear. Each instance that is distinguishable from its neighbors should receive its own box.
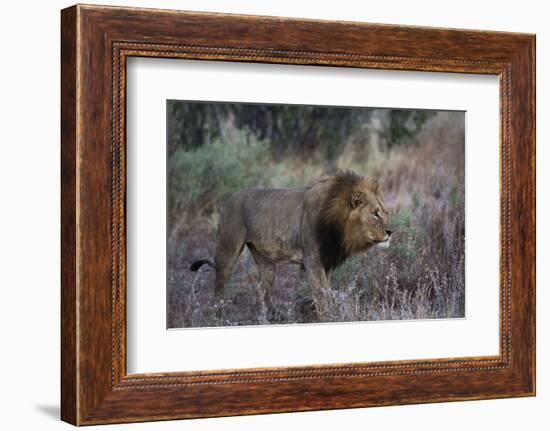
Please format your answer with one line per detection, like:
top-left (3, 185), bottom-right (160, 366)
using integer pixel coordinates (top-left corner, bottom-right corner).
top-left (350, 192), bottom-right (364, 209)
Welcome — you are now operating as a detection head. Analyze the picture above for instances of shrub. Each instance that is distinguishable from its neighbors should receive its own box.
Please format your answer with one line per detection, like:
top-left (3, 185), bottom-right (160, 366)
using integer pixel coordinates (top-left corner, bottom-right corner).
top-left (168, 130), bottom-right (270, 229)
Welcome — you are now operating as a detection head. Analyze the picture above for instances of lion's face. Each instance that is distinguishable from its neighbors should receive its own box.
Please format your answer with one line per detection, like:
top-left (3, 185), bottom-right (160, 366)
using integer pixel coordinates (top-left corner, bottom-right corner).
top-left (344, 180), bottom-right (392, 253)
top-left (317, 171), bottom-right (393, 268)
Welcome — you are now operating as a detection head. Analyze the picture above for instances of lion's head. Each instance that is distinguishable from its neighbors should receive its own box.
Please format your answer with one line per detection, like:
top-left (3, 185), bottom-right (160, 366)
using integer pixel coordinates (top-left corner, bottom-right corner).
top-left (317, 170), bottom-right (392, 271)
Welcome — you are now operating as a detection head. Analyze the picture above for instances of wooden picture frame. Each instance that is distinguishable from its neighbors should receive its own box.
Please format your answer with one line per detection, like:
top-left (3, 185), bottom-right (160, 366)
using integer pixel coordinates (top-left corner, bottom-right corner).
top-left (61, 4), bottom-right (535, 425)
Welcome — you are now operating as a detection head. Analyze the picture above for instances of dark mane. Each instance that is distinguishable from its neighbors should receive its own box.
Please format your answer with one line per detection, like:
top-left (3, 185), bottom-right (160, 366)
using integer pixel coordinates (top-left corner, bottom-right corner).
top-left (316, 171), bottom-right (361, 272)
top-left (316, 218), bottom-right (347, 272)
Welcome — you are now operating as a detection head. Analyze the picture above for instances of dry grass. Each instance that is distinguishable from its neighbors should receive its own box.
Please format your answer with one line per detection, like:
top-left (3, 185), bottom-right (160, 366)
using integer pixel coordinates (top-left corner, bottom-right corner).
top-left (167, 112), bottom-right (465, 328)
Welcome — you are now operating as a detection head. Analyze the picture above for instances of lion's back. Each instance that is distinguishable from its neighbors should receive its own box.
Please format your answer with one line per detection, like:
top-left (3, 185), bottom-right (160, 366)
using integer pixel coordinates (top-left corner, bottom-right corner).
top-left (242, 187), bottom-right (306, 238)
top-left (216, 187), bottom-right (306, 261)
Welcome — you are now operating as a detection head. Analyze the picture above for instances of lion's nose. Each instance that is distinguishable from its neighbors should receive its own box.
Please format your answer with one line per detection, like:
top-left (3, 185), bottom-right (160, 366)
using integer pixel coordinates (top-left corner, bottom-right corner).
top-left (385, 230), bottom-right (393, 236)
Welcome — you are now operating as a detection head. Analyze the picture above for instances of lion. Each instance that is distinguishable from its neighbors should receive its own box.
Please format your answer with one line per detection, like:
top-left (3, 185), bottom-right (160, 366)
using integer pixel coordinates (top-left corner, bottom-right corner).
top-left (190, 170), bottom-right (392, 318)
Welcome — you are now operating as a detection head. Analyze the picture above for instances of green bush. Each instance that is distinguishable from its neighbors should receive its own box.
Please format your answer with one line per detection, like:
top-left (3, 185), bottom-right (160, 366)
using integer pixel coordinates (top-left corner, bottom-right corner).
top-left (168, 131), bottom-right (269, 225)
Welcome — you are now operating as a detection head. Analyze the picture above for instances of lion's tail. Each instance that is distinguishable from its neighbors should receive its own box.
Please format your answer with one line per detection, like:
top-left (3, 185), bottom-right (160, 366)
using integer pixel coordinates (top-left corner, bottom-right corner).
top-left (189, 259), bottom-right (214, 272)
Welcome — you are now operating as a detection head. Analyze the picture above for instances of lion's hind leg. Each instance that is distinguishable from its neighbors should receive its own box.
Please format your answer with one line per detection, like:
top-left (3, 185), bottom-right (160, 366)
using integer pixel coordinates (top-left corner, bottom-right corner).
top-left (247, 244), bottom-right (279, 323)
top-left (210, 193), bottom-right (248, 322)
top-left (213, 239), bottom-right (245, 304)
top-left (213, 215), bottom-right (246, 302)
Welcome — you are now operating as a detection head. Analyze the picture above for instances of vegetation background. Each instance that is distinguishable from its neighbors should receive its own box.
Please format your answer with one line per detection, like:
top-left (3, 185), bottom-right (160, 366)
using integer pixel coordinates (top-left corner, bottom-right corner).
top-left (166, 101), bottom-right (465, 328)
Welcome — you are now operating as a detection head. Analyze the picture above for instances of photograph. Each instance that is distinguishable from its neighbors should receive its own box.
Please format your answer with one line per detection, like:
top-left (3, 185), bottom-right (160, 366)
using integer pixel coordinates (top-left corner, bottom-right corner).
top-left (0, 0), bottom-right (540, 428)
top-left (166, 101), bottom-right (465, 328)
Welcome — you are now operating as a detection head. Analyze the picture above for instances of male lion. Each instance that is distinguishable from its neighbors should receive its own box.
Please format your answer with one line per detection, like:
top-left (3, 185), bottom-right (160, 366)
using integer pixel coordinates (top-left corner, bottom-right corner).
top-left (190, 170), bottom-right (392, 318)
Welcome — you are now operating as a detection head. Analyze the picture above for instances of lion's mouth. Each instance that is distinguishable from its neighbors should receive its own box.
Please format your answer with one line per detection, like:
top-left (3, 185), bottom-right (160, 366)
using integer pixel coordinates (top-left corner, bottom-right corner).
top-left (374, 232), bottom-right (392, 249)
top-left (375, 237), bottom-right (391, 249)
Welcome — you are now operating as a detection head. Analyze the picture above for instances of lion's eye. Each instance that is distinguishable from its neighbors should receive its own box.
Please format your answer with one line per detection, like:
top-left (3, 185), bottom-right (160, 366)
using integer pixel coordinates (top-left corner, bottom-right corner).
top-left (372, 210), bottom-right (381, 220)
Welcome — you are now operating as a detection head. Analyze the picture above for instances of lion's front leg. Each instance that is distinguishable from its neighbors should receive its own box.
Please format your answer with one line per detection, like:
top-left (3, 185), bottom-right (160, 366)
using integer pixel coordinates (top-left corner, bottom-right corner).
top-left (303, 255), bottom-right (331, 318)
